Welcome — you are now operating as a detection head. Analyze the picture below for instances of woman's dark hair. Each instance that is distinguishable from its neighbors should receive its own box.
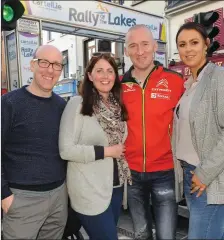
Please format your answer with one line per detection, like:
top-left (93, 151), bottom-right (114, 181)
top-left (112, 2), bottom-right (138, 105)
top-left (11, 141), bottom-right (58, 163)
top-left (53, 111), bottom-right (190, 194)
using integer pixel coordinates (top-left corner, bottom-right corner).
top-left (176, 22), bottom-right (208, 45)
top-left (81, 53), bottom-right (128, 121)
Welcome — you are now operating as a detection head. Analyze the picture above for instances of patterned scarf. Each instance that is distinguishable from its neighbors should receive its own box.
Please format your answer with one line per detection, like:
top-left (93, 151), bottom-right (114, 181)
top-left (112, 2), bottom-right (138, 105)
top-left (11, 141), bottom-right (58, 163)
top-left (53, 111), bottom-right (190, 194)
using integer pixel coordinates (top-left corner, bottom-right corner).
top-left (93, 92), bottom-right (132, 186)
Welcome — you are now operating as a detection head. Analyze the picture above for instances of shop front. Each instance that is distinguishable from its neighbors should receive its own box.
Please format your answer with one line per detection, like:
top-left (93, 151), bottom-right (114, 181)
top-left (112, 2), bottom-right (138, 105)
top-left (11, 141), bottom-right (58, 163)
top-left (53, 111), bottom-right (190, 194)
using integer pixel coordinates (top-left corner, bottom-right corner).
top-left (3, 0), bottom-right (167, 94)
top-left (169, 53), bottom-right (224, 80)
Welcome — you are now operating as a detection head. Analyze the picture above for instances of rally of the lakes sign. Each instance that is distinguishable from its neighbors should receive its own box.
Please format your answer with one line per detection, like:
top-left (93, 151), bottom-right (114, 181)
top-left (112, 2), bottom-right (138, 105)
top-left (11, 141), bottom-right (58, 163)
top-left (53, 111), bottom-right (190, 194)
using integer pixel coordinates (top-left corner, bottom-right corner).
top-left (69, 9), bottom-right (137, 27)
top-left (21, 1), bottom-right (166, 42)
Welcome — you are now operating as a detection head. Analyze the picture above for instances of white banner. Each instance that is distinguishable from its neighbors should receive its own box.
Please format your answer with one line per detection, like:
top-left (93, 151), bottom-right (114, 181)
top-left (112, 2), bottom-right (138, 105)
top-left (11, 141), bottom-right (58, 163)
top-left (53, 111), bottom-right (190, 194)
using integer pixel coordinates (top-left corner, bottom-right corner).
top-left (21, 1), bottom-right (166, 41)
top-left (6, 33), bottom-right (19, 91)
top-left (18, 32), bottom-right (40, 86)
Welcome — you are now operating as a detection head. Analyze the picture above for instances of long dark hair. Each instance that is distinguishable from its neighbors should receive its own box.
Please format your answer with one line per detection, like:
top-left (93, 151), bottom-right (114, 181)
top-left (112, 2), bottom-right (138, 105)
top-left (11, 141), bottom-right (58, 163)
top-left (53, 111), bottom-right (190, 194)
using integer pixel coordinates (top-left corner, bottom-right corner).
top-left (81, 53), bottom-right (128, 121)
top-left (176, 22), bottom-right (208, 45)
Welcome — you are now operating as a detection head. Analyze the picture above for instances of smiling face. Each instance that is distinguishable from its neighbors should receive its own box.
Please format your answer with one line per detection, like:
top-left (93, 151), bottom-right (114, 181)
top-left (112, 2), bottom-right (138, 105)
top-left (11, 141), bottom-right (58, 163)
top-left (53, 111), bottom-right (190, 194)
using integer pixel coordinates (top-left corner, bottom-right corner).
top-left (177, 29), bottom-right (209, 70)
top-left (88, 59), bottom-right (115, 99)
top-left (30, 45), bottom-right (63, 95)
top-left (125, 26), bottom-right (158, 71)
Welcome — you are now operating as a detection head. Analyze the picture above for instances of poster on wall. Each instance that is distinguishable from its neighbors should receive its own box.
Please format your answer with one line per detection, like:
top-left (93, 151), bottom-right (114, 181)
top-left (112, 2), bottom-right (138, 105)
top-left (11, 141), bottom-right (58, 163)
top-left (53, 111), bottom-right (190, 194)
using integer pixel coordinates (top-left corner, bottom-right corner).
top-left (6, 32), bottom-right (19, 91)
top-left (155, 52), bottom-right (166, 67)
top-left (18, 32), bottom-right (40, 86)
top-left (1, 39), bottom-right (8, 91)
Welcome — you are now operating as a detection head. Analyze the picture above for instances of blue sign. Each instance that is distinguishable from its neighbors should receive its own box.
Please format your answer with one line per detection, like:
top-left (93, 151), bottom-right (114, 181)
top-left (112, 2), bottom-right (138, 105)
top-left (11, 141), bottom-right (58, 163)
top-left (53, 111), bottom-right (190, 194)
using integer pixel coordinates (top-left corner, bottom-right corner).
top-left (53, 80), bottom-right (77, 96)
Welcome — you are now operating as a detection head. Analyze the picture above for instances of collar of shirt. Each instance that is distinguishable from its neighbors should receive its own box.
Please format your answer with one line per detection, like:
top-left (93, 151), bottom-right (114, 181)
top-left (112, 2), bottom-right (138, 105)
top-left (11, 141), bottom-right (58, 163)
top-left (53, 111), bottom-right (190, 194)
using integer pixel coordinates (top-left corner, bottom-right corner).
top-left (184, 61), bottom-right (209, 91)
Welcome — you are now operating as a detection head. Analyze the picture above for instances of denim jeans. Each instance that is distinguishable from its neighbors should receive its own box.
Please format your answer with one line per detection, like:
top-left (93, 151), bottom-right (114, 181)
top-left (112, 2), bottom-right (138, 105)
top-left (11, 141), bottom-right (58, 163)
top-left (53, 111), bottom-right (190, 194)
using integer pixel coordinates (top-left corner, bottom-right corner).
top-left (180, 160), bottom-right (224, 240)
top-left (127, 169), bottom-right (177, 240)
top-left (76, 187), bottom-right (123, 240)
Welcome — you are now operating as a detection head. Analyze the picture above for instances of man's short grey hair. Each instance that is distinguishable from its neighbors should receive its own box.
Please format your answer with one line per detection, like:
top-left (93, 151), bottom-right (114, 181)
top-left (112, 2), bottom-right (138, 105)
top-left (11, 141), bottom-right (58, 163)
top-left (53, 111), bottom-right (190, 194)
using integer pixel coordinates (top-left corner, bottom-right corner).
top-left (125, 24), bottom-right (153, 45)
top-left (128, 24), bottom-right (150, 33)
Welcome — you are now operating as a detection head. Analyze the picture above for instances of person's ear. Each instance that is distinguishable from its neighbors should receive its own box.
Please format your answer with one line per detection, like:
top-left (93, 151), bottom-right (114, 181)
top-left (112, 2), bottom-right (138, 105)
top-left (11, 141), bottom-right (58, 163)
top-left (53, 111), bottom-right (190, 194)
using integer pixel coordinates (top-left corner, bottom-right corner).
top-left (205, 38), bottom-right (210, 55)
top-left (153, 41), bottom-right (158, 53)
top-left (124, 47), bottom-right (129, 57)
top-left (88, 72), bottom-right (93, 82)
top-left (30, 59), bottom-right (35, 72)
top-left (205, 38), bottom-right (210, 49)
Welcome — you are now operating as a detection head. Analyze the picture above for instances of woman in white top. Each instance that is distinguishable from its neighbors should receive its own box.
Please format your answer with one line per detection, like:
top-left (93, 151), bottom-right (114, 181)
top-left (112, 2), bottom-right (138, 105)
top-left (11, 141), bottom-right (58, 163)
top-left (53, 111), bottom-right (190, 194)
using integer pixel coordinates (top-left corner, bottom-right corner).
top-left (172, 22), bottom-right (224, 239)
top-left (59, 53), bottom-right (131, 240)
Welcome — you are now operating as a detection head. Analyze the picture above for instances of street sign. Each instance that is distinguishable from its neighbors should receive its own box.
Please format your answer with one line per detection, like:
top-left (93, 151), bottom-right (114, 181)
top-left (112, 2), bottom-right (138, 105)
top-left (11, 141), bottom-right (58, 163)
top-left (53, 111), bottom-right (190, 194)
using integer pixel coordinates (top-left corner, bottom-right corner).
top-left (17, 18), bottom-right (40, 34)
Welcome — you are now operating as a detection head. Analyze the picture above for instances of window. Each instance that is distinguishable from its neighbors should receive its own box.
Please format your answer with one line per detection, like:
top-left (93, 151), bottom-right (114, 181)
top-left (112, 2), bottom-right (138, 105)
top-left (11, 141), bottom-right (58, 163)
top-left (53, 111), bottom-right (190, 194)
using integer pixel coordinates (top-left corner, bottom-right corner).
top-left (84, 39), bottom-right (96, 67)
top-left (88, 41), bottom-right (96, 61)
top-left (62, 50), bottom-right (69, 78)
top-left (104, 0), bottom-right (124, 5)
top-left (166, 0), bottom-right (191, 9)
top-left (112, 0), bottom-right (125, 5)
top-left (47, 31), bottom-right (53, 41)
top-left (167, 0), bottom-right (179, 7)
top-left (132, 0), bottom-right (145, 6)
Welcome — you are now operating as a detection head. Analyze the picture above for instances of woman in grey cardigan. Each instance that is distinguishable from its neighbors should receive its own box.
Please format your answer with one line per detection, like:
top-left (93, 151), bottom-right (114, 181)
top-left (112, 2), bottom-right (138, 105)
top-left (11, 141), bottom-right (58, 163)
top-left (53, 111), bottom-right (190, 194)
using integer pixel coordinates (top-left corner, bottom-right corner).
top-left (173, 22), bottom-right (224, 239)
top-left (59, 53), bottom-right (131, 240)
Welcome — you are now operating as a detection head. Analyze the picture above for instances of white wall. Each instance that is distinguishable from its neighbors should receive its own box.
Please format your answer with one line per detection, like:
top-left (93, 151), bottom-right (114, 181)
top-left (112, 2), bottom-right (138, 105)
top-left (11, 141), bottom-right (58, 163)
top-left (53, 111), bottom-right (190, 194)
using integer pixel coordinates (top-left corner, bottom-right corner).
top-left (123, 1), bottom-right (165, 17)
top-left (76, 37), bottom-right (84, 78)
top-left (167, 1), bottom-right (224, 61)
top-left (42, 31), bottom-right (85, 81)
top-left (42, 31), bottom-right (61, 43)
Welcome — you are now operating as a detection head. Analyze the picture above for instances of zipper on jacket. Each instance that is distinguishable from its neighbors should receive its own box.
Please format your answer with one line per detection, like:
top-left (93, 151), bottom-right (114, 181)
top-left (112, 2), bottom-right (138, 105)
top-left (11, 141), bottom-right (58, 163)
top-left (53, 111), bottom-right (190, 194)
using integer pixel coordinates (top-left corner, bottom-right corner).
top-left (141, 65), bottom-right (157, 172)
top-left (142, 89), bottom-right (146, 172)
top-left (168, 124), bottom-right (171, 141)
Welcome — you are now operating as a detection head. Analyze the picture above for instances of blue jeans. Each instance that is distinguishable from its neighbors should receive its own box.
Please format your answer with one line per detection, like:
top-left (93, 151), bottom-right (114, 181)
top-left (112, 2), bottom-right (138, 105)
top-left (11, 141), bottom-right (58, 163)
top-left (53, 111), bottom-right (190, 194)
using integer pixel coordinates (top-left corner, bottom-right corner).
top-left (76, 187), bottom-right (123, 240)
top-left (180, 160), bottom-right (224, 239)
top-left (127, 169), bottom-right (177, 240)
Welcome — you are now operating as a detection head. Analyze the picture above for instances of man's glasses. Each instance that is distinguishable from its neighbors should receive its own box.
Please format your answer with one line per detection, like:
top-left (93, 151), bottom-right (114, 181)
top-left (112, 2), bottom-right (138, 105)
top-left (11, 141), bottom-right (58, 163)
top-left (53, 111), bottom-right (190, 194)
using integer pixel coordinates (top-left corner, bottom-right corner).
top-left (33, 59), bottom-right (64, 71)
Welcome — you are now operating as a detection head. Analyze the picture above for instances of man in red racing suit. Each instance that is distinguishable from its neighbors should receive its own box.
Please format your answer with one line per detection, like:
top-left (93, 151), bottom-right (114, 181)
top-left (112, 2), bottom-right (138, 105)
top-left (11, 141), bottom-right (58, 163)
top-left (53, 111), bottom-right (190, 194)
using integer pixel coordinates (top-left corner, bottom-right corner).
top-left (121, 24), bottom-right (184, 240)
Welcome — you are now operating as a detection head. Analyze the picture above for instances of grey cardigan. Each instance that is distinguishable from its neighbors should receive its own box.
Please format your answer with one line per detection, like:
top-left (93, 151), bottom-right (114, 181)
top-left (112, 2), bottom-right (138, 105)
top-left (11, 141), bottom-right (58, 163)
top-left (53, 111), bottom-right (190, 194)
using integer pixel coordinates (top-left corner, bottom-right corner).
top-left (59, 96), bottom-right (128, 215)
top-left (172, 63), bottom-right (224, 204)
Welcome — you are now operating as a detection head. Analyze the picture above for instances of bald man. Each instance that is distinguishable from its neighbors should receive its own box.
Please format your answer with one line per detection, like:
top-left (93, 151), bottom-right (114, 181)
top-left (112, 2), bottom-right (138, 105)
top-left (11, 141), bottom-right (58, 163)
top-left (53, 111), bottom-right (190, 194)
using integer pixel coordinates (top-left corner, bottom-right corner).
top-left (121, 25), bottom-right (184, 239)
top-left (1, 45), bottom-right (68, 239)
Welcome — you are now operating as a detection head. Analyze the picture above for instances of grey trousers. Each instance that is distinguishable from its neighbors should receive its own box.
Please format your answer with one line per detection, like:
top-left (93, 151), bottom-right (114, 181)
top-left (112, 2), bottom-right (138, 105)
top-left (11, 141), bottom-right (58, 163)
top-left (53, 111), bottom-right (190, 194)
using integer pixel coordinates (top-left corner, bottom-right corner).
top-left (3, 182), bottom-right (68, 239)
